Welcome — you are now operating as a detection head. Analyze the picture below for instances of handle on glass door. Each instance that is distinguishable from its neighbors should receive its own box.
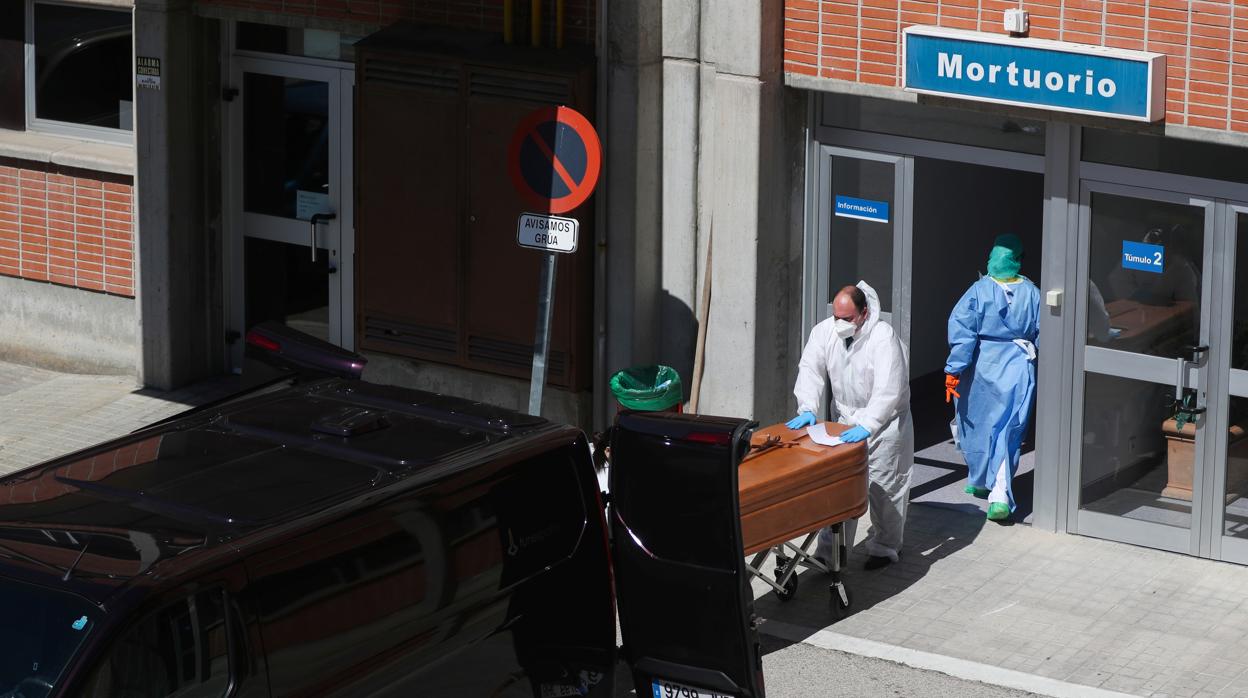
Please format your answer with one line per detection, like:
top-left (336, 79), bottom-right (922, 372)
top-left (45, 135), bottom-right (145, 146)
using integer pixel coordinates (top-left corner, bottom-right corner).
top-left (1183, 344), bottom-right (1210, 361)
top-left (309, 213), bottom-right (336, 263)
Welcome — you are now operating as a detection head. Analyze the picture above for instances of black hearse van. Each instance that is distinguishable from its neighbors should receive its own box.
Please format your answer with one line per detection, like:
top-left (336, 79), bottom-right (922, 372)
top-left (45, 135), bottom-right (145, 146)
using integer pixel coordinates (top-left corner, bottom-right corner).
top-left (0, 330), bottom-right (765, 697)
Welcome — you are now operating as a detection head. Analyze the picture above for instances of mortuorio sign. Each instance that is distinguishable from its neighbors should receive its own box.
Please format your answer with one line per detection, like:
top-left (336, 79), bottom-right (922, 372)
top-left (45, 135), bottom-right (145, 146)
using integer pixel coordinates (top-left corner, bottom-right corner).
top-left (903, 26), bottom-right (1166, 122)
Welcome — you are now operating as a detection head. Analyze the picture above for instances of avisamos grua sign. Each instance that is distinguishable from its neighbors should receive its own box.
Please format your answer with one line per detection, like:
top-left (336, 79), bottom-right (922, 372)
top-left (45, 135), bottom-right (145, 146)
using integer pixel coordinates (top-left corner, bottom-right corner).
top-left (903, 26), bottom-right (1166, 122)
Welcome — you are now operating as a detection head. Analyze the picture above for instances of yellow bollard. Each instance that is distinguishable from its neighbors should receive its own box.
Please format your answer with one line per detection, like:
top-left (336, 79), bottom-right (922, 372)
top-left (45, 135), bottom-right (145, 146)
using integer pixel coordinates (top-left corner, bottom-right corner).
top-left (504, 0), bottom-right (514, 44)
top-left (531, 0), bottom-right (542, 47)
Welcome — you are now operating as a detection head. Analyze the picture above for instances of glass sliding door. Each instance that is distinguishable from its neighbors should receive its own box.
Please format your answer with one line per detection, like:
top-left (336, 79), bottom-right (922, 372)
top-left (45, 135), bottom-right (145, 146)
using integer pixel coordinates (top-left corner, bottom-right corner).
top-left (1070, 182), bottom-right (1215, 553)
top-left (1214, 206), bottom-right (1248, 563)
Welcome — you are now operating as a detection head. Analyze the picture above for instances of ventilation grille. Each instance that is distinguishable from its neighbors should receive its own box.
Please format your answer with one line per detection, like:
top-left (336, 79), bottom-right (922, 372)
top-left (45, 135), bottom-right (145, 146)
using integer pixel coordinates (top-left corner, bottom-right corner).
top-left (468, 336), bottom-right (566, 377)
top-left (469, 72), bottom-right (571, 103)
top-left (364, 59), bottom-right (458, 92)
top-left (363, 317), bottom-right (457, 356)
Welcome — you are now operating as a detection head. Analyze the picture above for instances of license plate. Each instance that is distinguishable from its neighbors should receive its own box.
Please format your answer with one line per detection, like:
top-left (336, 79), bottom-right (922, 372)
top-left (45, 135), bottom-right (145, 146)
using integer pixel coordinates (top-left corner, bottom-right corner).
top-left (651, 678), bottom-right (734, 698)
top-left (539, 685), bottom-right (584, 698)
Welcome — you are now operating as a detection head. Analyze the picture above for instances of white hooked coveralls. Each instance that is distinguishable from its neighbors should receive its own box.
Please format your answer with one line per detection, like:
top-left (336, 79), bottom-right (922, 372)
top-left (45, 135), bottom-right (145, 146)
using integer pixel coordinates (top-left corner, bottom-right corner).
top-left (794, 281), bottom-right (914, 563)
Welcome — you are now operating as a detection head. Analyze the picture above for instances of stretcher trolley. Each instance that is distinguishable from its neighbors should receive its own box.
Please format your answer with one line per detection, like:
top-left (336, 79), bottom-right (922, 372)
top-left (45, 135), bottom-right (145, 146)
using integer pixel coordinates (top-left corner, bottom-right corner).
top-left (738, 422), bottom-right (869, 613)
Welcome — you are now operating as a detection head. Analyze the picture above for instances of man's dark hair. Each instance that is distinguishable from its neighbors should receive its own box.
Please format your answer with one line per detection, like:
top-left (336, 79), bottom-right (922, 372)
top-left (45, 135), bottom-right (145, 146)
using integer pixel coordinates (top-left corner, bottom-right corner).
top-left (839, 285), bottom-right (867, 313)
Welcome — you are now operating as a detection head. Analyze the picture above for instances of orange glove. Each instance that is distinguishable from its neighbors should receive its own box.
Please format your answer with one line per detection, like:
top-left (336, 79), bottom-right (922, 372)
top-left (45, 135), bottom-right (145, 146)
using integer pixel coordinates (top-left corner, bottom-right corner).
top-left (945, 373), bottom-right (961, 403)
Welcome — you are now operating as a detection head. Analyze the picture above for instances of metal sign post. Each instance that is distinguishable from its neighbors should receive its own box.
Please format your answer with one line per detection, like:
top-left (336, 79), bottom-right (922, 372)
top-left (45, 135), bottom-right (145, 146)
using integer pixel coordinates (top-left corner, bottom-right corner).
top-left (528, 252), bottom-right (558, 415)
top-left (507, 106), bottom-right (601, 417)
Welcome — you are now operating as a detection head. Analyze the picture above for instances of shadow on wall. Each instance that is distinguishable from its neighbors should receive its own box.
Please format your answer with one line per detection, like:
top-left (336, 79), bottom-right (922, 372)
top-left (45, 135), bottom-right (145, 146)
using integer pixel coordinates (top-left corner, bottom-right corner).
top-left (657, 290), bottom-right (697, 405)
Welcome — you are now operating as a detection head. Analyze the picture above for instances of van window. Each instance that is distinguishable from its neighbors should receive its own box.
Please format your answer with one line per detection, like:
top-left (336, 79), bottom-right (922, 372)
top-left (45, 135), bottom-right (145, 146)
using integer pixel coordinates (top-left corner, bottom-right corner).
top-left (81, 590), bottom-right (232, 698)
top-left (0, 578), bottom-right (97, 697)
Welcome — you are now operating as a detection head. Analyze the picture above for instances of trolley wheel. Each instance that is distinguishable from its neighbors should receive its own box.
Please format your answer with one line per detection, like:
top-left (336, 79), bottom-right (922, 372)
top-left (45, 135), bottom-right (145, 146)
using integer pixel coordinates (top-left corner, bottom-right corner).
top-left (773, 554), bottom-right (791, 577)
top-left (774, 574), bottom-right (799, 602)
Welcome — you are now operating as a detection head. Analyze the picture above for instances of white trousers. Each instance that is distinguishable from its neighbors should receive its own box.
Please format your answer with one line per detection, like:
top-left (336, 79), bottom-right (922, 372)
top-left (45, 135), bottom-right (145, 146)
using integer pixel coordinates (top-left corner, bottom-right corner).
top-left (815, 413), bottom-right (914, 563)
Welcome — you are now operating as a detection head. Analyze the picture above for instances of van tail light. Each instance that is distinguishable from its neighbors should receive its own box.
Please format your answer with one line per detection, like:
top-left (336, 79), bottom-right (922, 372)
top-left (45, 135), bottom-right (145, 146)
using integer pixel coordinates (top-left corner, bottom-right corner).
top-left (684, 431), bottom-right (732, 445)
top-left (245, 330), bottom-right (281, 353)
top-left (243, 321), bottom-right (367, 380)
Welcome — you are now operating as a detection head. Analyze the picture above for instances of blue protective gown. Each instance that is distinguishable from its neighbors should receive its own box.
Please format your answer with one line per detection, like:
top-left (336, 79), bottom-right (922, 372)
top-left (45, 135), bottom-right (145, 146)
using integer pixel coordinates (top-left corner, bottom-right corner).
top-left (945, 275), bottom-right (1040, 512)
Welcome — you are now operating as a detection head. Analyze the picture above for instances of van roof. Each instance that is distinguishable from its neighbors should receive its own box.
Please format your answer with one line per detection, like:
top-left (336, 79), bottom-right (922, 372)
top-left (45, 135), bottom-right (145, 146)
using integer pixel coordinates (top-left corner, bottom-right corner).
top-left (0, 378), bottom-right (554, 607)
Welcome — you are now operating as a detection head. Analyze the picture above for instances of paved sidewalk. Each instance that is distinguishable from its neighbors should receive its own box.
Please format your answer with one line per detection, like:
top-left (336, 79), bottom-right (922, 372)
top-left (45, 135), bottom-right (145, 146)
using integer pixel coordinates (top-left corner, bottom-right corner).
top-left (753, 502), bottom-right (1248, 698)
top-left (0, 360), bottom-right (245, 474)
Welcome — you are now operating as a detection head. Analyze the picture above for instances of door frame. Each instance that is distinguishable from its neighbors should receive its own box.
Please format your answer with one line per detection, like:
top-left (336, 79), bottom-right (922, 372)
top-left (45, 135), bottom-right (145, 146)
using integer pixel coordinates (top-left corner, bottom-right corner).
top-left (1211, 201), bottom-right (1248, 563)
top-left (222, 29), bottom-right (357, 372)
top-left (806, 124), bottom-right (1048, 510)
top-left (1065, 178), bottom-right (1219, 555)
top-left (809, 108), bottom-right (1248, 560)
top-left (807, 128), bottom-right (1045, 343)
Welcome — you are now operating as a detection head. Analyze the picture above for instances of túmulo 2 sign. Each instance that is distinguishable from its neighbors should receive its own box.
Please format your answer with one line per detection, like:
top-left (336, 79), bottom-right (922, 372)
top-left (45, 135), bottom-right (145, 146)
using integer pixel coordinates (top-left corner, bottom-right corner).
top-left (1122, 241), bottom-right (1164, 274)
top-left (903, 26), bottom-right (1165, 122)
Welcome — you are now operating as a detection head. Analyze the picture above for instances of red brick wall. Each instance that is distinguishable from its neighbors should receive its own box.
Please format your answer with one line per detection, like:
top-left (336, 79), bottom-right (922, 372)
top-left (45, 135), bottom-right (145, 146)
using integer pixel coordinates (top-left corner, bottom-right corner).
top-left (198, 0), bottom-right (597, 46)
top-left (785, 0), bottom-right (1248, 132)
top-left (0, 159), bottom-right (135, 297)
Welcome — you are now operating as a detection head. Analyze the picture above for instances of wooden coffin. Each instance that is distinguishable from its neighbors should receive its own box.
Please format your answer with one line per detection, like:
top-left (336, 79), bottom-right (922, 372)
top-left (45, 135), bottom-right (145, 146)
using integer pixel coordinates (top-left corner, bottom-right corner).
top-left (738, 422), bottom-right (869, 555)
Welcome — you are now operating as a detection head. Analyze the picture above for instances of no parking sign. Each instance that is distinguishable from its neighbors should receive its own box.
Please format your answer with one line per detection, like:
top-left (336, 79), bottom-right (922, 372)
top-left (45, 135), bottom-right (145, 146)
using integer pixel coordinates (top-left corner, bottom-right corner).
top-left (507, 106), bottom-right (601, 215)
top-left (507, 106), bottom-right (602, 417)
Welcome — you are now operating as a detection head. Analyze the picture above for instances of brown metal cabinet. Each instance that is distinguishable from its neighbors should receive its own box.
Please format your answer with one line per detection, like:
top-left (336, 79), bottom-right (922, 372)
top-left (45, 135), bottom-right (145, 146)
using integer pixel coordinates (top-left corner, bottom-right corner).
top-left (355, 25), bottom-right (595, 391)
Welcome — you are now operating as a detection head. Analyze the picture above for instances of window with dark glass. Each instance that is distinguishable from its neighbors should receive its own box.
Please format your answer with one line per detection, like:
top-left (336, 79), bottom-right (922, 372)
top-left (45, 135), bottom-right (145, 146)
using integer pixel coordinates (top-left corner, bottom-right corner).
top-left (32, 2), bottom-right (133, 132)
top-left (1083, 127), bottom-right (1248, 185)
top-left (81, 591), bottom-right (233, 697)
top-left (0, 3), bottom-right (23, 130)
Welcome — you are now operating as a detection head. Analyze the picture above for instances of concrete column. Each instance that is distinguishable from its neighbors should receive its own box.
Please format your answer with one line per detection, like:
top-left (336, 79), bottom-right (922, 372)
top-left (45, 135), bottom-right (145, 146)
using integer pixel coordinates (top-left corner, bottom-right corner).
top-left (603, 0), bottom-right (663, 418)
top-left (134, 0), bottom-right (222, 389)
top-left (602, 0), bottom-right (799, 423)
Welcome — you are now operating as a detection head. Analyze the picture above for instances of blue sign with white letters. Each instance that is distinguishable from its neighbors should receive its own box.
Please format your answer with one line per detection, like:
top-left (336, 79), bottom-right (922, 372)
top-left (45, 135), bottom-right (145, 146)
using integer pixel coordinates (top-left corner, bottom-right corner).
top-left (903, 27), bottom-right (1165, 122)
top-left (1122, 241), bottom-right (1164, 274)
top-left (835, 195), bottom-right (890, 223)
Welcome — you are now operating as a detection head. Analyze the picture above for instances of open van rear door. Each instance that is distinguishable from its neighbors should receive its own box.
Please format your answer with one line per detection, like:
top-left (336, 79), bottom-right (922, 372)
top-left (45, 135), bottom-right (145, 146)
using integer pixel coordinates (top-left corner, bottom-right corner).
top-left (609, 412), bottom-right (765, 698)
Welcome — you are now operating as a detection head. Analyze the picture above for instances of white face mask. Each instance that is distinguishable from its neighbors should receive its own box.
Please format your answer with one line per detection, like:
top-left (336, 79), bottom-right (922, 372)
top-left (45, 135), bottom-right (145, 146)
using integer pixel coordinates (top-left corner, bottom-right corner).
top-left (833, 319), bottom-right (857, 339)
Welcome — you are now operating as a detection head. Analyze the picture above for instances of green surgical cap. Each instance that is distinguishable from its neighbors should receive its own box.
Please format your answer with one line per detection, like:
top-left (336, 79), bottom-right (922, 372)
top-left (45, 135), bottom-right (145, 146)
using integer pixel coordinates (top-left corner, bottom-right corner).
top-left (987, 233), bottom-right (1023, 280)
top-left (993, 233), bottom-right (1023, 257)
top-left (609, 365), bottom-right (683, 411)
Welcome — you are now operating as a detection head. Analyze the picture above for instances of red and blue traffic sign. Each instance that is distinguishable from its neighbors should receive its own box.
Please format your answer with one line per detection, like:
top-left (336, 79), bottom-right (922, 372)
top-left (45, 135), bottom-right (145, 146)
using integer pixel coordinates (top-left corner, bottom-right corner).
top-left (507, 106), bottom-right (602, 215)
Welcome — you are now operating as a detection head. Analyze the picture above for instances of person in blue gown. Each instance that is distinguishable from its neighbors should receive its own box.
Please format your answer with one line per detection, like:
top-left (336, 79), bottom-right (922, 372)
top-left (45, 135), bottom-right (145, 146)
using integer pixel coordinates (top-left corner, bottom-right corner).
top-left (944, 234), bottom-right (1040, 522)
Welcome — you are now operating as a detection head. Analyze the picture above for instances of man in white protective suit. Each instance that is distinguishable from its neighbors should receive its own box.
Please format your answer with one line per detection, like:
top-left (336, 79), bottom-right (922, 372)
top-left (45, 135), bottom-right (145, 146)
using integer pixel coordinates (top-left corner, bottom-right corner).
top-left (784, 280), bottom-right (914, 570)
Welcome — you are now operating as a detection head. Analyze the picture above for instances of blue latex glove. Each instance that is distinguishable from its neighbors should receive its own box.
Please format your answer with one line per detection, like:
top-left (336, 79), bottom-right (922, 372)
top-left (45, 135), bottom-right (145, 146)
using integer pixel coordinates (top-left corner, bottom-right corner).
top-left (840, 425), bottom-right (870, 443)
top-left (785, 411), bottom-right (817, 430)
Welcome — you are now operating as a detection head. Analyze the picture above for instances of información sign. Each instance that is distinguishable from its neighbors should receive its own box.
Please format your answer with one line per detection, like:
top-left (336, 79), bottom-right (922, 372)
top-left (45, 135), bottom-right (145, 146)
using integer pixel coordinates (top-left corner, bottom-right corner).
top-left (834, 195), bottom-right (890, 224)
top-left (903, 26), bottom-right (1166, 122)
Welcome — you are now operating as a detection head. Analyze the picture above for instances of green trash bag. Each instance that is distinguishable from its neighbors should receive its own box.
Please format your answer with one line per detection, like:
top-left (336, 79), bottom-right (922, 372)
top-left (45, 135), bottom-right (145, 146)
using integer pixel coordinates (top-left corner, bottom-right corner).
top-left (609, 365), bottom-right (683, 412)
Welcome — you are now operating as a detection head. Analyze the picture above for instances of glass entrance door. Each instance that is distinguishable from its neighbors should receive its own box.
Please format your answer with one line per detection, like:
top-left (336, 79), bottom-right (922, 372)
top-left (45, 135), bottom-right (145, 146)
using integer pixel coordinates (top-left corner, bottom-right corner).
top-left (1214, 205), bottom-right (1248, 562)
top-left (227, 55), bottom-right (354, 368)
top-left (811, 147), bottom-right (909, 343)
top-left (1070, 182), bottom-right (1215, 553)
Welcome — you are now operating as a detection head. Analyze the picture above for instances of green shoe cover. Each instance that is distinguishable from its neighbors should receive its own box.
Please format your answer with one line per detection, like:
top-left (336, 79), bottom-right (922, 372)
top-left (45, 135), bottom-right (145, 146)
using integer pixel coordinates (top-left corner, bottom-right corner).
top-left (987, 502), bottom-right (1010, 520)
top-left (964, 485), bottom-right (990, 499)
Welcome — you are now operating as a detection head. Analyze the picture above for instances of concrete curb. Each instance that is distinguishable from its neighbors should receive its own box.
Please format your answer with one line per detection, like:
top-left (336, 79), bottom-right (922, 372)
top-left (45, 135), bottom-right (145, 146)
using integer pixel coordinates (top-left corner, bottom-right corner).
top-left (760, 620), bottom-right (1139, 698)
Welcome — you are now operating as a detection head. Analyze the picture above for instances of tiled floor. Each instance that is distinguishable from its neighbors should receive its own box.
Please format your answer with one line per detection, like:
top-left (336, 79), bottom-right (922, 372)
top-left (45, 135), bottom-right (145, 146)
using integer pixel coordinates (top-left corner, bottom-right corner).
top-left (0, 360), bottom-right (248, 473)
top-left (753, 502), bottom-right (1248, 697)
